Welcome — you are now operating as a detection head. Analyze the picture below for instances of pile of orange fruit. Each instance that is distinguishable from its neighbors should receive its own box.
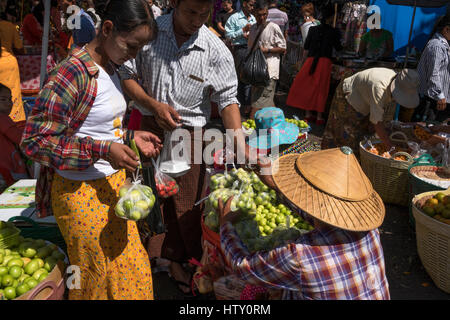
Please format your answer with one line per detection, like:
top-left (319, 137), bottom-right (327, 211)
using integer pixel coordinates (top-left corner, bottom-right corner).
top-left (414, 125), bottom-right (432, 141)
top-left (420, 192), bottom-right (450, 225)
top-left (366, 143), bottom-right (410, 161)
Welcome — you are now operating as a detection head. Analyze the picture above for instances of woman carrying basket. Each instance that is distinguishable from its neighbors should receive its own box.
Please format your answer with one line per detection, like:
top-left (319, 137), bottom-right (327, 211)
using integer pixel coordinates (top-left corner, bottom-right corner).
top-left (21, 0), bottom-right (162, 300)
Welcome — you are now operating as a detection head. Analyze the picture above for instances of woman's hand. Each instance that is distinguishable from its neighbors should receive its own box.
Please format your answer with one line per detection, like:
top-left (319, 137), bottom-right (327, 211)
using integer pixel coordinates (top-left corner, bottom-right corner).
top-left (218, 196), bottom-right (241, 226)
top-left (134, 130), bottom-right (163, 158)
top-left (107, 142), bottom-right (140, 172)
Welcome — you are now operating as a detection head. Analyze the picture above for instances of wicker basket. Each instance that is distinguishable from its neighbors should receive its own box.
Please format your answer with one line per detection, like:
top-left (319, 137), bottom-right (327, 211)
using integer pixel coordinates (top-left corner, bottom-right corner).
top-left (408, 155), bottom-right (446, 226)
top-left (359, 132), bottom-right (414, 207)
top-left (412, 190), bottom-right (450, 294)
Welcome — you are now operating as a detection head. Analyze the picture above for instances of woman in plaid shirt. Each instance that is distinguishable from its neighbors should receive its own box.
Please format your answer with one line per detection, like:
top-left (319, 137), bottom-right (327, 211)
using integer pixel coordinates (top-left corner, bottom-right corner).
top-left (21, 0), bottom-right (162, 300)
top-left (218, 148), bottom-right (390, 300)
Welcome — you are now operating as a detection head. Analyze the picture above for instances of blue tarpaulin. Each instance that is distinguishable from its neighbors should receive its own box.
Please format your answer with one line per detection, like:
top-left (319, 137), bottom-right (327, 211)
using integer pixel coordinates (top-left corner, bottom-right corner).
top-left (369, 0), bottom-right (448, 55)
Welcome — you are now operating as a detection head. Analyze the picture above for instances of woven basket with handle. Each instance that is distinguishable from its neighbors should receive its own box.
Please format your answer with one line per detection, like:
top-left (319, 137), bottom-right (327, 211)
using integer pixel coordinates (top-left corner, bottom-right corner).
top-left (412, 189), bottom-right (450, 294)
top-left (360, 131), bottom-right (414, 207)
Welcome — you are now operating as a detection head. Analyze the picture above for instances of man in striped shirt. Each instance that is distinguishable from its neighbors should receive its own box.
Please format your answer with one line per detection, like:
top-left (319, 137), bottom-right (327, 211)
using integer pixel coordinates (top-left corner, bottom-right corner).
top-left (267, 0), bottom-right (288, 40)
top-left (415, 15), bottom-right (450, 122)
top-left (119, 0), bottom-right (249, 296)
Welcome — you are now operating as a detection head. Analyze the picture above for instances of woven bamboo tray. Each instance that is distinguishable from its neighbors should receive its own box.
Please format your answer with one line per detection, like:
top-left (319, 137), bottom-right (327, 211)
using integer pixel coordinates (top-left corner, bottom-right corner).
top-left (412, 190), bottom-right (450, 294)
top-left (360, 132), bottom-right (414, 207)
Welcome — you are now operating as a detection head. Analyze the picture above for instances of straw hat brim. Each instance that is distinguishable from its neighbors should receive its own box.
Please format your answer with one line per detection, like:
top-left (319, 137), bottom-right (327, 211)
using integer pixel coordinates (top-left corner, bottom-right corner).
top-left (272, 154), bottom-right (386, 232)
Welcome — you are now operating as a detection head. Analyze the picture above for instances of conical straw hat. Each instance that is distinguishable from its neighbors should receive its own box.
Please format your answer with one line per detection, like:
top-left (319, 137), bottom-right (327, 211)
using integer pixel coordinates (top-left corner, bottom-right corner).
top-left (272, 147), bottom-right (385, 232)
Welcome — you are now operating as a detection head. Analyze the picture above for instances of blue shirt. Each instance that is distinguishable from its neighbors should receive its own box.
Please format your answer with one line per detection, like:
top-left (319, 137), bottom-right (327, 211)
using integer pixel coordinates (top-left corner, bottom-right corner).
top-left (225, 10), bottom-right (256, 46)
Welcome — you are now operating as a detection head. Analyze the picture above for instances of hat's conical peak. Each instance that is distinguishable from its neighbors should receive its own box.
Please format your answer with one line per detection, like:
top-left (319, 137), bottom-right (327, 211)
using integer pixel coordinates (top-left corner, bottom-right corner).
top-left (295, 148), bottom-right (373, 201)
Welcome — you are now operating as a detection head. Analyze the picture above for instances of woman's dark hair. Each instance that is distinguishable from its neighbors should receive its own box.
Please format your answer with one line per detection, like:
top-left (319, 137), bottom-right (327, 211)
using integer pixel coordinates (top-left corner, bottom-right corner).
top-left (254, 0), bottom-right (268, 11)
top-left (32, 1), bottom-right (45, 26)
top-left (95, 0), bottom-right (157, 38)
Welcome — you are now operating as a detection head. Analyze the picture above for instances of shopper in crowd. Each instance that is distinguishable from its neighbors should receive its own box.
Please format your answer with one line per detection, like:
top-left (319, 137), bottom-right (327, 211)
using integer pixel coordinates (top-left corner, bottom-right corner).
top-left (0, 38), bottom-right (25, 122)
top-left (248, 0), bottom-right (286, 119)
top-left (0, 12), bottom-right (24, 55)
top-left (359, 27), bottom-right (394, 60)
top-left (215, 0), bottom-right (234, 39)
top-left (0, 83), bottom-right (29, 190)
top-left (299, 2), bottom-right (320, 48)
top-left (321, 68), bottom-right (420, 156)
top-left (225, 0), bottom-right (256, 116)
top-left (21, 0), bottom-right (162, 300)
top-left (120, 0), bottom-right (247, 297)
top-left (267, 0), bottom-right (288, 40)
top-left (414, 14), bottom-right (450, 122)
top-left (21, 1), bottom-right (45, 46)
top-left (3, 0), bottom-right (18, 25)
top-left (219, 147), bottom-right (390, 300)
top-left (286, 4), bottom-right (341, 125)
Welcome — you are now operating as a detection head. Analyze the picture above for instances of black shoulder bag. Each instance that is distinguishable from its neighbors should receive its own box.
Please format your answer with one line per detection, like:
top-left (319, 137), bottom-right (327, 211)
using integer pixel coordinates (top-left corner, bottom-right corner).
top-left (239, 24), bottom-right (271, 87)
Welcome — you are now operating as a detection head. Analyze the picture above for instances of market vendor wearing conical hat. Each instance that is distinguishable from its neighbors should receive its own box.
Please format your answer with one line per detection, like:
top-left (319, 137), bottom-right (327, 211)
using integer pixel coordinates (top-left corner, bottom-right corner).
top-left (218, 147), bottom-right (390, 300)
top-left (321, 68), bottom-right (420, 156)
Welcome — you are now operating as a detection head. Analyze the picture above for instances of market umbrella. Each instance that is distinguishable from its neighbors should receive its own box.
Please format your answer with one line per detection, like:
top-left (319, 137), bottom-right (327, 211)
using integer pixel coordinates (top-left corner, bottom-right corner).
top-left (386, 0), bottom-right (449, 67)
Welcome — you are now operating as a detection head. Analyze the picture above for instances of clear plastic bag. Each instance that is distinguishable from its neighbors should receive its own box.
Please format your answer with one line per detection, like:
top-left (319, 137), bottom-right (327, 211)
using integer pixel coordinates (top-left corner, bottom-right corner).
top-left (115, 177), bottom-right (156, 221)
top-left (152, 158), bottom-right (179, 198)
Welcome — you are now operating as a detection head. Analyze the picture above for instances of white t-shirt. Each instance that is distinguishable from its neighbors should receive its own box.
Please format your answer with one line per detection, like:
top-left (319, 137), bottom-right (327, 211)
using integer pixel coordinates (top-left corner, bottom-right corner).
top-left (152, 5), bottom-right (162, 18)
top-left (248, 22), bottom-right (287, 80)
top-left (56, 63), bottom-right (127, 181)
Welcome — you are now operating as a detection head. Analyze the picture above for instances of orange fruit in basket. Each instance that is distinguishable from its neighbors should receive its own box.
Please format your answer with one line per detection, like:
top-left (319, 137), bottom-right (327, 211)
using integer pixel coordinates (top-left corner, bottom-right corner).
top-left (422, 206), bottom-right (435, 217)
top-left (425, 198), bottom-right (439, 209)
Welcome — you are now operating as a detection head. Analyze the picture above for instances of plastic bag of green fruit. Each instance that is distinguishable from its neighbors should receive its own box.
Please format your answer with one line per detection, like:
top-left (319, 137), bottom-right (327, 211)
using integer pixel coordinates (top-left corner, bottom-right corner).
top-left (115, 181), bottom-right (156, 221)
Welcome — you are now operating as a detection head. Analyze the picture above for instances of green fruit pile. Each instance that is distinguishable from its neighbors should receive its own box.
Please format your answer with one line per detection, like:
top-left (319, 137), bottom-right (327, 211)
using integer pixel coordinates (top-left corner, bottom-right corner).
top-left (242, 119), bottom-right (256, 130)
top-left (0, 237), bottom-right (66, 300)
top-left (286, 118), bottom-right (309, 129)
top-left (115, 184), bottom-right (156, 221)
top-left (204, 168), bottom-right (314, 250)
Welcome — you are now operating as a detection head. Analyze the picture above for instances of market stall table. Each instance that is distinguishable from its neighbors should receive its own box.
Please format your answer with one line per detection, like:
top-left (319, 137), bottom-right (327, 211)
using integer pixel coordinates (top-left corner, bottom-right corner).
top-left (0, 179), bottom-right (56, 224)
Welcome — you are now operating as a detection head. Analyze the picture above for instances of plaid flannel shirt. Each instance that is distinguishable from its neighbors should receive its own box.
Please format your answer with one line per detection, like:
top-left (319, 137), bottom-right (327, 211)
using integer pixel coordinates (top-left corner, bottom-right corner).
top-left (221, 220), bottom-right (390, 300)
top-left (20, 47), bottom-right (111, 218)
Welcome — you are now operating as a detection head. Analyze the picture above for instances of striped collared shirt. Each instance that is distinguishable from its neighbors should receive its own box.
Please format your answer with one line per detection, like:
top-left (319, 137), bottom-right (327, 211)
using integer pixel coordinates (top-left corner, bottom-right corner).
top-left (224, 10), bottom-right (256, 46)
top-left (119, 13), bottom-right (239, 128)
top-left (221, 219), bottom-right (390, 300)
top-left (418, 33), bottom-right (450, 102)
top-left (267, 7), bottom-right (289, 34)
top-left (21, 47), bottom-right (110, 217)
